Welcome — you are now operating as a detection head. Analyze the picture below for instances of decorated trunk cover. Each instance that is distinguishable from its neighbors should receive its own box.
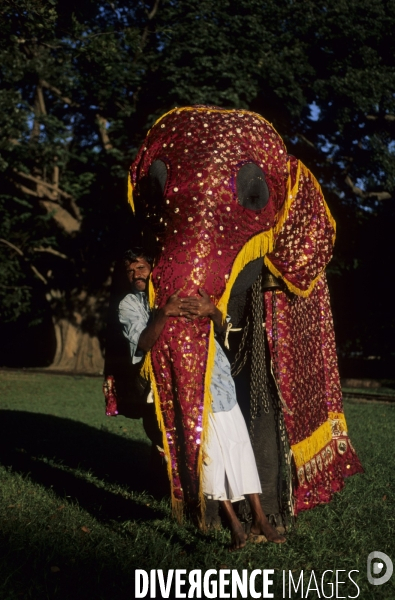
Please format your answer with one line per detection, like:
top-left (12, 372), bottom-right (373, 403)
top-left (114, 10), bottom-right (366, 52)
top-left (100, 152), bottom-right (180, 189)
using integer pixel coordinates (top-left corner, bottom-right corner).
top-left (129, 105), bottom-right (363, 521)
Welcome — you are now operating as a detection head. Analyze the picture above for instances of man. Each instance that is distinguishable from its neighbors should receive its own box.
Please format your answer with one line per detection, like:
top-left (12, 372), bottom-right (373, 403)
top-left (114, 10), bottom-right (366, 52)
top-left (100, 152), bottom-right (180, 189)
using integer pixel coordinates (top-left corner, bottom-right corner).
top-left (119, 248), bottom-right (285, 550)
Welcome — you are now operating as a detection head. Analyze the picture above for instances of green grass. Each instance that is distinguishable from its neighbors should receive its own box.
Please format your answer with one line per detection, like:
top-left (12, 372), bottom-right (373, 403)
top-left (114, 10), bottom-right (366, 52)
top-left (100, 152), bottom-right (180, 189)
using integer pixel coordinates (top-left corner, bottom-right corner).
top-left (0, 370), bottom-right (394, 599)
top-left (342, 386), bottom-right (395, 399)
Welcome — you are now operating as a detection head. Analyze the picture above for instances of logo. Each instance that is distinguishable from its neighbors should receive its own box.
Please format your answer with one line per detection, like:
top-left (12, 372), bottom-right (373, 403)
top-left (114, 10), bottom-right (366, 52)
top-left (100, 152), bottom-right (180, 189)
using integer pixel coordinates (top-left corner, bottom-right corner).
top-left (367, 551), bottom-right (393, 586)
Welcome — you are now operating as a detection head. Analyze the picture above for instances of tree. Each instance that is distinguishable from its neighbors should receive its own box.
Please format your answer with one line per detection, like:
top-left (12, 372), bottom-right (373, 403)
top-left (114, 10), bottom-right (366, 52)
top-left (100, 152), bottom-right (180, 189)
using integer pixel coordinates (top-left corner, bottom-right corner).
top-left (0, 0), bottom-right (158, 371)
top-left (1, 0), bottom-right (394, 372)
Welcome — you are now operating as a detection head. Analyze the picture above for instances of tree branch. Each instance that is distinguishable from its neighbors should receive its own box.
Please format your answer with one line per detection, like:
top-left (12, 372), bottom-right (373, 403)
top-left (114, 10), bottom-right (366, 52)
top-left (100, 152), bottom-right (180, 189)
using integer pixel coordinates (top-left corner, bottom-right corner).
top-left (14, 170), bottom-right (75, 201)
top-left (0, 238), bottom-right (48, 284)
top-left (30, 264), bottom-right (48, 284)
top-left (0, 238), bottom-right (24, 256)
top-left (36, 85), bottom-right (47, 116)
top-left (133, 0), bottom-right (160, 64)
top-left (366, 114), bottom-right (395, 122)
top-left (345, 176), bottom-right (392, 201)
top-left (40, 79), bottom-right (80, 107)
top-left (40, 201), bottom-right (81, 234)
top-left (0, 284), bottom-right (33, 289)
top-left (33, 246), bottom-right (68, 259)
top-left (148, 0), bottom-right (160, 19)
top-left (31, 83), bottom-right (46, 140)
top-left (96, 114), bottom-right (113, 151)
top-left (297, 133), bottom-right (315, 148)
top-left (13, 170), bottom-right (82, 226)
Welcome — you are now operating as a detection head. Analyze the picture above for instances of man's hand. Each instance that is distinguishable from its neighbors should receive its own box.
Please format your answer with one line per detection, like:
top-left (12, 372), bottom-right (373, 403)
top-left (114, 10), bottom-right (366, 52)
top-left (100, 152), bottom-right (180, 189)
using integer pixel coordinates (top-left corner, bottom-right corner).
top-left (138, 288), bottom-right (225, 353)
top-left (162, 289), bottom-right (216, 320)
top-left (176, 289), bottom-right (215, 318)
top-left (176, 289), bottom-right (226, 332)
top-left (162, 290), bottom-right (183, 317)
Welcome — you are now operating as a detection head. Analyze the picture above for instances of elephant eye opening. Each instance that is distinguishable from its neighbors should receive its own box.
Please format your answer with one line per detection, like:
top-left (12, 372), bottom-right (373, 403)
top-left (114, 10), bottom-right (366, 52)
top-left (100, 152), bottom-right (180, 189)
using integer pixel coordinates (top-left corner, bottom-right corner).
top-left (148, 159), bottom-right (167, 194)
top-left (236, 163), bottom-right (269, 210)
top-left (136, 160), bottom-right (168, 240)
top-left (138, 159), bottom-right (167, 212)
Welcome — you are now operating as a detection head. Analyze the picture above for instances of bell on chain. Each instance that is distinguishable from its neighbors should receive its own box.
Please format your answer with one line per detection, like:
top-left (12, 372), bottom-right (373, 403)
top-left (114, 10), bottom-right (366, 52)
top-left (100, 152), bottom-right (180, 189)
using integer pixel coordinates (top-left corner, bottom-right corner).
top-left (261, 269), bottom-right (282, 290)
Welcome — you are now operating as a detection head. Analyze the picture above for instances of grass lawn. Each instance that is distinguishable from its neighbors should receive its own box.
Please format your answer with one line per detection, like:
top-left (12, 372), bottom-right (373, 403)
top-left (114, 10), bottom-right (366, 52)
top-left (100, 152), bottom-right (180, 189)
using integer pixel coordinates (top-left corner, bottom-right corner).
top-left (0, 370), bottom-right (394, 599)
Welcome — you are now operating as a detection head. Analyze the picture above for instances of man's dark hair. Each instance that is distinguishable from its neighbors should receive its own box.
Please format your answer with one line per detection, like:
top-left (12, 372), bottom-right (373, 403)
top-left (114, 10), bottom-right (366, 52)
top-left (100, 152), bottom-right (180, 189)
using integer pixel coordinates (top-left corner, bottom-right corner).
top-left (123, 247), bottom-right (153, 265)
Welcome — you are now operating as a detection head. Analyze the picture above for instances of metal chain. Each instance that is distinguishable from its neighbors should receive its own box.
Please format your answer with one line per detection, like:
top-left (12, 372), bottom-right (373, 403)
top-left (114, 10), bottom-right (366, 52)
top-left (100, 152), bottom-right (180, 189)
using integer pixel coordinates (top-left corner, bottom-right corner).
top-left (250, 274), bottom-right (270, 426)
top-left (230, 314), bottom-right (250, 377)
top-left (271, 290), bottom-right (295, 521)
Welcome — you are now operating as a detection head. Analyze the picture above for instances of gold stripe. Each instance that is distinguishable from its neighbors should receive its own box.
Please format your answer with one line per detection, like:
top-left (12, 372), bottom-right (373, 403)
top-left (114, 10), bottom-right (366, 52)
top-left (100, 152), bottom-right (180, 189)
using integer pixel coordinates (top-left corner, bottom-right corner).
top-left (127, 173), bottom-right (135, 213)
top-left (274, 158), bottom-right (301, 235)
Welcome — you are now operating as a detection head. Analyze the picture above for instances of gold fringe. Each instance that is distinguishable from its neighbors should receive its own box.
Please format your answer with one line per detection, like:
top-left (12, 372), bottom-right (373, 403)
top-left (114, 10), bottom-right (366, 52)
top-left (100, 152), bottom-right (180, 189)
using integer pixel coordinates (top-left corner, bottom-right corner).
top-left (197, 323), bottom-right (216, 528)
top-left (147, 274), bottom-right (156, 309)
top-left (291, 411), bottom-right (348, 468)
top-left (171, 498), bottom-right (184, 524)
top-left (140, 351), bottom-right (183, 522)
top-left (264, 256), bottom-right (325, 298)
top-left (217, 230), bottom-right (274, 319)
top-left (127, 173), bottom-right (135, 213)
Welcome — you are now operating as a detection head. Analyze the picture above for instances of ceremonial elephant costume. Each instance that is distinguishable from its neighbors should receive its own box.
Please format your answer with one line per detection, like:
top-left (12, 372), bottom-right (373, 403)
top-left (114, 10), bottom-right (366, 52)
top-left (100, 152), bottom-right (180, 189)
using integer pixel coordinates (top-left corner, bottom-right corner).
top-left (127, 106), bottom-right (363, 522)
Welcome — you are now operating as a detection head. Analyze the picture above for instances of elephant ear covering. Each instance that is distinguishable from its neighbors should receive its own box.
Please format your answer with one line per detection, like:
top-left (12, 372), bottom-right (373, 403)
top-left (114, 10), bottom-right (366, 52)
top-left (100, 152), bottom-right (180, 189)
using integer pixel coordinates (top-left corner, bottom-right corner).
top-left (263, 157), bottom-right (363, 513)
top-left (265, 277), bottom-right (363, 514)
top-left (265, 156), bottom-right (336, 297)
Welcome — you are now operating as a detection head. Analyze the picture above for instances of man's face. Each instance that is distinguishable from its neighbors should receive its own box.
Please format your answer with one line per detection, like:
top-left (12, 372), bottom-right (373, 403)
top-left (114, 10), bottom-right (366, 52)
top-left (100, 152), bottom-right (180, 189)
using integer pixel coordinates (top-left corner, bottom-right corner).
top-left (125, 257), bottom-right (151, 292)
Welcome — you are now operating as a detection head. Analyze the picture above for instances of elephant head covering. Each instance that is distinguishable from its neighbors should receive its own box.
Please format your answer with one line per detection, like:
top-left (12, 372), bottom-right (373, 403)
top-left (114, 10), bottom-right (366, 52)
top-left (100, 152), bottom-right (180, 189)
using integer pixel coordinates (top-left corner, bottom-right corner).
top-left (129, 106), bottom-right (362, 521)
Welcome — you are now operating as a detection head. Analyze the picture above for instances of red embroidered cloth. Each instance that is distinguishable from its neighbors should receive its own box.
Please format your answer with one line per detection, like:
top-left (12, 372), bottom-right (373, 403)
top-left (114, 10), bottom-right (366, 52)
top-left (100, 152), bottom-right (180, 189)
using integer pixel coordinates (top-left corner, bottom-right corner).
top-left (130, 106), bottom-right (363, 516)
top-left (265, 278), bottom-right (363, 514)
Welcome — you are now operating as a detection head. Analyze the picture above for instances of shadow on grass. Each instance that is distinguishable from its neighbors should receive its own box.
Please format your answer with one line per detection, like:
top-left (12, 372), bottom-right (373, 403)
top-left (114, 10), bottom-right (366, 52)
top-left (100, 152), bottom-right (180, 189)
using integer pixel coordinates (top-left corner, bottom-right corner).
top-left (0, 411), bottom-right (220, 599)
top-left (0, 410), bottom-right (170, 524)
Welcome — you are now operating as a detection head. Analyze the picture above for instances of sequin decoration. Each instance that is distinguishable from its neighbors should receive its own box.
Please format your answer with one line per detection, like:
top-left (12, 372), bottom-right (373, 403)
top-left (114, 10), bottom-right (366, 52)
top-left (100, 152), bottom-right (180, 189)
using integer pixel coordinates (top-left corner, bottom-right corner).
top-left (103, 375), bottom-right (118, 416)
top-left (265, 275), bottom-right (363, 515)
top-left (130, 105), bottom-right (363, 515)
top-left (265, 156), bottom-right (335, 295)
top-left (131, 107), bottom-right (288, 508)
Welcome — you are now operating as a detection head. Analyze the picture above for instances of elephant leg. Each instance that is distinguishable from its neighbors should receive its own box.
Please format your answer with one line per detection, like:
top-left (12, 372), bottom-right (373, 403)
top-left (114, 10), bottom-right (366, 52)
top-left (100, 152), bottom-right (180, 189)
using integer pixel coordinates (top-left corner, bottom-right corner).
top-left (249, 379), bottom-right (283, 518)
top-left (235, 367), bottom-right (287, 531)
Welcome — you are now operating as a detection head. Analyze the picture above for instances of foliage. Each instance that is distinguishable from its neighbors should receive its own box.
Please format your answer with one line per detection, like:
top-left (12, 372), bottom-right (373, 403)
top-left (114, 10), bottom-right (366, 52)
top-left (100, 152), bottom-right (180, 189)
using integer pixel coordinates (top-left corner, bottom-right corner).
top-left (0, 370), bottom-right (395, 598)
top-left (0, 0), bottom-right (394, 366)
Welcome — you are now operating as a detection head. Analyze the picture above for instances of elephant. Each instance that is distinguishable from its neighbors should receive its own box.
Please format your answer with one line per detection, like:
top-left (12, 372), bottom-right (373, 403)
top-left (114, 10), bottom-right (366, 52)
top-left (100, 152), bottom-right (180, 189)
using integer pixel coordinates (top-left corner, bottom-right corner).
top-left (110, 105), bottom-right (363, 526)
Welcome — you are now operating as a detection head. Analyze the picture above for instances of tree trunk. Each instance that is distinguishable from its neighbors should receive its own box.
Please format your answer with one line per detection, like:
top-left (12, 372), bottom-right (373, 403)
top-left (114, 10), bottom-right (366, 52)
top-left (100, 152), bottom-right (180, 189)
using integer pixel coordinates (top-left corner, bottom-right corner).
top-left (48, 317), bottom-right (104, 374)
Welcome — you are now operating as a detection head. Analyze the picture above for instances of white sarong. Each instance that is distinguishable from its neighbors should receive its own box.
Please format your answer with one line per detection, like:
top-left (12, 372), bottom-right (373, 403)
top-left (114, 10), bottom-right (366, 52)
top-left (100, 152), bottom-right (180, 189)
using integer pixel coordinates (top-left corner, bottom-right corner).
top-left (203, 403), bottom-right (262, 502)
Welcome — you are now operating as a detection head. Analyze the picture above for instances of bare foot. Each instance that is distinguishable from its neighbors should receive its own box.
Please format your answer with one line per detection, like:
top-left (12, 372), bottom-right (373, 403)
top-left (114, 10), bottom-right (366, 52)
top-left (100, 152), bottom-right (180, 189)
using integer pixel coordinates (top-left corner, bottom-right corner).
top-left (250, 520), bottom-right (286, 544)
top-left (229, 522), bottom-right (248, 552)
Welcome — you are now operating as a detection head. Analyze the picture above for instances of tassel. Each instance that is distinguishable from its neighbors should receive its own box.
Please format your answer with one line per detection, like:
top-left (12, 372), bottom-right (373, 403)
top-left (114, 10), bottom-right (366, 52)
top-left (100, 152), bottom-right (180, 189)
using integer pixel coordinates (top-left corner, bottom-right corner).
top-left (217, 229), bottom-right (274, 319)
